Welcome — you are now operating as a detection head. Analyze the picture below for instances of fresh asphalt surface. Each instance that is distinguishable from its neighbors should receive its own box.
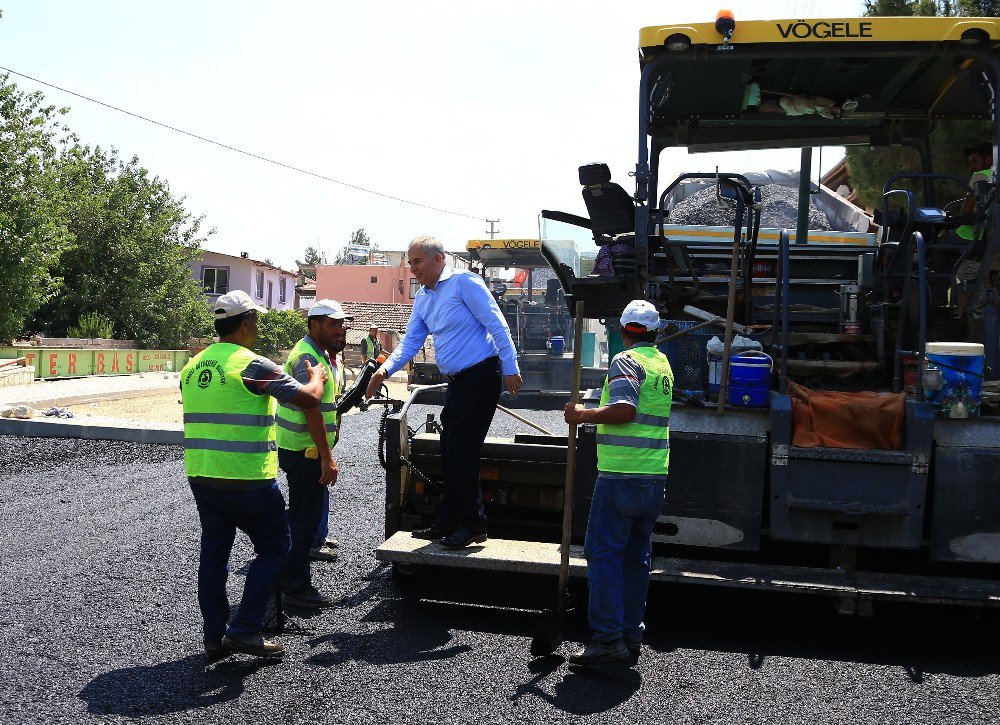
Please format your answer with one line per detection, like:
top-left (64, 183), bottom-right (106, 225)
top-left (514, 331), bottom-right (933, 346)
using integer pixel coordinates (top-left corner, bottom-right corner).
top-left (1, 404), bottom-right (999, 724)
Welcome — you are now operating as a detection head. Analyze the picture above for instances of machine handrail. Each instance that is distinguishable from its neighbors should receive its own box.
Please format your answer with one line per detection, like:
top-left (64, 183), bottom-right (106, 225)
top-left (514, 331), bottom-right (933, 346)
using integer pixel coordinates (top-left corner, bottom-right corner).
top-left (778, 229), bottom-right (791, 395)
top-left (540, 210), bottom-right (593, 229)
top-left (880, 188), bottom-right (916, 249)
top-left (882, 172), bottom-right (974, 202)
top-left (891, 231), bottom-right (929, 400)
top-left (658, 172), bottom-right (754, 212)
top-left (396, 383), bottom-right (448, 421)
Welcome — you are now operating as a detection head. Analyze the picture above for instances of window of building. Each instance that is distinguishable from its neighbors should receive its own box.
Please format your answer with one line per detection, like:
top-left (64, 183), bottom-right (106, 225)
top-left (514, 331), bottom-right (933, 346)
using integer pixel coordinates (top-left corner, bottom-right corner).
top-left (255, 270), bottom-right (264, 299)
top-left (409, 278), bottom-right (420, 298)
top-left (202, 267), bottom-right (229, 295)
top-left (279, 278), bottom-right (287, 303)
top-left (370, 275), bottom-right (378, 284)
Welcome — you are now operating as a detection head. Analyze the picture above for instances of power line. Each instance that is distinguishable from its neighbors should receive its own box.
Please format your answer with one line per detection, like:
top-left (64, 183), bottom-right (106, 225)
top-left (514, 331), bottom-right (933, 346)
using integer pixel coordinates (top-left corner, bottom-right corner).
top-left (0, 65), bottom-right (490, 223)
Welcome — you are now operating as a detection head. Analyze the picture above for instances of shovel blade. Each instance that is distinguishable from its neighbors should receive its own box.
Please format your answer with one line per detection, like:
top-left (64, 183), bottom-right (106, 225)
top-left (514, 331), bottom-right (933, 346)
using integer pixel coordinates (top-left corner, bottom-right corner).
top-left (530, 607), bottom-right (572, 658)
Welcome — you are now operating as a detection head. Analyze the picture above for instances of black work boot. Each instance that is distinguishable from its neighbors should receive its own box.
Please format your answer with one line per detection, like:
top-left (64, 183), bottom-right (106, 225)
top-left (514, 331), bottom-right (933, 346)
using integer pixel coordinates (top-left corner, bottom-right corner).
top-left (222, 633), bottom-right (285, 659)
top-left (567, 638), bottom-right (629, 667)
top-left (282, 585), bottom-right (336, 608)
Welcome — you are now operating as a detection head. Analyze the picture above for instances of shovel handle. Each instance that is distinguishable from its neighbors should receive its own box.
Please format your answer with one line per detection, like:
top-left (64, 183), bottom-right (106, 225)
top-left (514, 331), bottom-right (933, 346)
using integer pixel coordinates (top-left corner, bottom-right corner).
top-left (558, 302), bottom-right (585, 610)
top-left (497, 404), bottom-right (555, 436)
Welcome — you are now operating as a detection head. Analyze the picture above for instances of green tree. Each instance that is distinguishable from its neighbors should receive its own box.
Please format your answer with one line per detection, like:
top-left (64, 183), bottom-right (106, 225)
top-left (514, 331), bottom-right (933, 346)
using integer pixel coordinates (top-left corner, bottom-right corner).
top-left (350, 228), bottom-right (371, 247)
top-left (255, 308), bottom-right (307, 359)
top-left (67, 311), bottom-right (114, 339)
top-left (864, 0), bottom-right (955, 13)
top-left (864, 0), bottom-right (917, 13)
top-left (334, 227), bottom-right (378, 264)
top-left (301, 245), bottom-right (326, 266)
top-left (30, 144), bottom-right (213, 347)
top-left (0, 75), bottom-right (74, 343)
top-left (961, 0), bottom-right (1000, 15)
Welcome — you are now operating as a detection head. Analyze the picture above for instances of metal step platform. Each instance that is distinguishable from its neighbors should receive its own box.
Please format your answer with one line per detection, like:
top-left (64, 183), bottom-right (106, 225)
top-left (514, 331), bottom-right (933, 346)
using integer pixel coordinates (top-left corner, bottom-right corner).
top-left (376, 532), bottom-right (1000, 607)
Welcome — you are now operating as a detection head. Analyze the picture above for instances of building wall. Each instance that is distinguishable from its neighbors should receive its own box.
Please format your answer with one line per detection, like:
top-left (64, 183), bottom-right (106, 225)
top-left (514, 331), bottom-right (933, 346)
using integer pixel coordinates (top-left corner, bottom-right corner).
top-left (190, 251), bottom-right (296, 311)
top-left (316, 263), bottom-right (416, 305)
top-left (315, 251), bottom-right (472, 304)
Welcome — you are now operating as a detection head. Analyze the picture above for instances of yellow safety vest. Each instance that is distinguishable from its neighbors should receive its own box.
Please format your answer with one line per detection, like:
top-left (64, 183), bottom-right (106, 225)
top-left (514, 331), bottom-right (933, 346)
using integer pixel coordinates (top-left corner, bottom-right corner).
top-left (596, 345), bottom-right (673, 475)
top-left (363, 335), bottom-right (382, 360)
top-left (181, 343), bottom-right (278, 480)
top-left (957, 168), bottom-right (992, 241)
top-left (276, 337), bottom-right (340, 450)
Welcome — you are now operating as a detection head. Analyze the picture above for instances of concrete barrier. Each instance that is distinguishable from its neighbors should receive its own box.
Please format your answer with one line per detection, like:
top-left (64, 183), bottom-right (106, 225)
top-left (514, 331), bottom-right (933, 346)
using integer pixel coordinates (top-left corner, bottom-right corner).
top-left (0, 365), bottom-right (33, 388)
top-left (0, 348), bottom-right (190, 380)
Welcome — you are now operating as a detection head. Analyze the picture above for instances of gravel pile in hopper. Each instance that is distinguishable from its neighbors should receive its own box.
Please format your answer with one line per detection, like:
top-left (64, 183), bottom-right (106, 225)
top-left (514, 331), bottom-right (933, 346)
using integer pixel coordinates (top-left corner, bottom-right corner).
top-left (669, 184), bottom-right (832, 230)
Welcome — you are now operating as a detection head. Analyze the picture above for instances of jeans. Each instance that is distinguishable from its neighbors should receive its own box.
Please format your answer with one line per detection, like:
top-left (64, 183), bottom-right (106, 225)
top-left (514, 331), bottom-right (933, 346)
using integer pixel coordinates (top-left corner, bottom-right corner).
top-left (189, 481), bottom-right (290, 639)
top-left (583, 474), bottom-right (666, 644)
top-left (436, 356), bottom-right (502, 531)
top-left (278, 448), bottom-right (326, 591)
top-left (314, 487), bottom-right (330, 546)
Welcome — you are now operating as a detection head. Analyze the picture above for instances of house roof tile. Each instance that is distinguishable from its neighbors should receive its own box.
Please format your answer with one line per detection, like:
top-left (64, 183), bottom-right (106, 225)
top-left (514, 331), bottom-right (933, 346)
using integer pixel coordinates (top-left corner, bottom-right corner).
top-left (341, 301), bottom-right (413, 333)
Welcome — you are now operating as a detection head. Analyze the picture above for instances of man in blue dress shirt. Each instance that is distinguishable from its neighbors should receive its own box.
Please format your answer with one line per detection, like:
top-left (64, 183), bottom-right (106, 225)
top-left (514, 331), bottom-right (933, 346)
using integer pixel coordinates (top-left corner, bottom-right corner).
top-left (366, 235), bottom-right (522, 548)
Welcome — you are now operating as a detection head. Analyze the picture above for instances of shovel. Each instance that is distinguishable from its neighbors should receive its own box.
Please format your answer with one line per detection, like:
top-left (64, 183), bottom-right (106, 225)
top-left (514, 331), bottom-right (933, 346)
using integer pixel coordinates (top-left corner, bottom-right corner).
top-left (530, 301), bottom-right (584, 657)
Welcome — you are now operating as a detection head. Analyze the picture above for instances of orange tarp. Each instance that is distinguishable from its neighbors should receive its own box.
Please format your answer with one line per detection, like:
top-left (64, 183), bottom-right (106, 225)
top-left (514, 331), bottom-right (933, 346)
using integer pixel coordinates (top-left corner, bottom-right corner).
top-left (789, 382), bottom-right (905, 450)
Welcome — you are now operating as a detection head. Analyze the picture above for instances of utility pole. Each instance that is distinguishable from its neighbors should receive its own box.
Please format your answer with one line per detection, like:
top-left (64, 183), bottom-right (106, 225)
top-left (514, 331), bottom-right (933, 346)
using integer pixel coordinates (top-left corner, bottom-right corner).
top-left (486, 219), bottom-right (500, 239)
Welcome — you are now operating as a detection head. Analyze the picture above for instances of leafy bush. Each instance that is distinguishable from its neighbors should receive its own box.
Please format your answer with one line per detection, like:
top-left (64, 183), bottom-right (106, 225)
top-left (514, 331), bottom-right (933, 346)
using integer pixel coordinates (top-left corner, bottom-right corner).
top-left (255, 309), bottom-right (307, 359)
top-left (67, 311), bottom-right (114, 339)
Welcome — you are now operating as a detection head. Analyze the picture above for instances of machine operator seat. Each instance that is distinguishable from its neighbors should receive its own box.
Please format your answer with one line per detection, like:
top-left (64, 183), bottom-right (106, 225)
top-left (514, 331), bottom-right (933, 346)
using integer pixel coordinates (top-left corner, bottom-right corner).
top-left (579, 163), bottom-right (636, 244)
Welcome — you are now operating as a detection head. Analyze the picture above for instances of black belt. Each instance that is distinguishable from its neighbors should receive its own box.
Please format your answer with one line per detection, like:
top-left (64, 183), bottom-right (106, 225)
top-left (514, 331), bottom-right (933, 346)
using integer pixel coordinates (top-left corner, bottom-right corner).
top-left (447, 355), bottom-right (499, 381)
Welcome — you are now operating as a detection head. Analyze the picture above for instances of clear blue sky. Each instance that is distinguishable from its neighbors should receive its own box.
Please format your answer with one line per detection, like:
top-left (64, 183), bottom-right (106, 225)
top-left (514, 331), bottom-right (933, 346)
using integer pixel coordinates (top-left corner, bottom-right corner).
top-left (0, 0), bottom-right (865, 269)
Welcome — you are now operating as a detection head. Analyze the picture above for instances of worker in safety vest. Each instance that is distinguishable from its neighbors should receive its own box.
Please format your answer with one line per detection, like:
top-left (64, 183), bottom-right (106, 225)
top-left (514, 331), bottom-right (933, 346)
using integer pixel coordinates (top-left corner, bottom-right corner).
top-left (937, 141), bottom-right (994, 284)
top-left (956, 141), bottom-right (994, 242)
top-left (309, 348), bottom-right (347, 562)
top-left (563, 299), bottom-right (672, 667)
top-left (181, 290), bottom-right (326, 660)
top-left (275, 299), bottom-right (351, 608)
top-left (361, 326), bottom-right (382, 363)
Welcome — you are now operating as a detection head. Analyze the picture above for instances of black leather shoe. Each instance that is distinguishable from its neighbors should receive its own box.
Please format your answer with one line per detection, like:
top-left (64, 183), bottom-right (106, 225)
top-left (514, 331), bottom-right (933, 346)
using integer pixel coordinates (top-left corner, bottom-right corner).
top-left (204, 636), bottom-right (227, 661)
top-left (282, 586), bottom-right (336, 608)
top-left (411, 525), bottom-right (455, 540)
top-left (568, 638), bottom-right (629, 667)
top-left (221, 633), bottom-right (285, 659)
top-left (438, 528), bottom-right (488, 549)
top-left (625, 641), bottom-right (642, 660)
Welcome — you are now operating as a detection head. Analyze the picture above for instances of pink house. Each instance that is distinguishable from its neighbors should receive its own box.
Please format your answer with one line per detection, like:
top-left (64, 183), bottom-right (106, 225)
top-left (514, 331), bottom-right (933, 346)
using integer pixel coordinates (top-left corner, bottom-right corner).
top-left (315, 250), bottom-right (470, 305)
top-left (316, 260), bottom-right (416, 305)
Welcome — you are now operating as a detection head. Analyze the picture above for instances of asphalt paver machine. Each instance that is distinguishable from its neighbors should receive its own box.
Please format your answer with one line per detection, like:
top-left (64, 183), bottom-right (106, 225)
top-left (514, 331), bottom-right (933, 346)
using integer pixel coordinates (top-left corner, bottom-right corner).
top-left (378, 13), bottom-right (1000, 611)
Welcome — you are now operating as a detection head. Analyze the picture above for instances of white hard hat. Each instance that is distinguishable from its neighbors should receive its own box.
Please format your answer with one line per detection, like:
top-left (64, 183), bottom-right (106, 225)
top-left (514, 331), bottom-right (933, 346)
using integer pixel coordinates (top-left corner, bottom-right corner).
top-left (308, 299), bottom-right (353, 320)
top-left (213, 290), bottom-right (266, 319)
top-left (620, 300), bottom-right (662, 332)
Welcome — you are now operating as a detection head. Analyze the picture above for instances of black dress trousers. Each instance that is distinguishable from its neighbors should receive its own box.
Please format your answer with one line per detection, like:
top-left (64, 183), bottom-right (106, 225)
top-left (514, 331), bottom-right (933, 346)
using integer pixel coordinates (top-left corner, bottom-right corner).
top-left (436, 356), bottom-right (502, 531)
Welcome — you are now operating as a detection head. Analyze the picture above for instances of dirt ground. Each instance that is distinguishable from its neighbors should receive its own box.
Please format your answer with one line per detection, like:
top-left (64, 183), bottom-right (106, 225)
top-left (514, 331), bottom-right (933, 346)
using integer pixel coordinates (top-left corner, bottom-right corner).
top-left (78, 391), bottom-right (183, 424)
top-left (73, 380), bottom-right (411, 424)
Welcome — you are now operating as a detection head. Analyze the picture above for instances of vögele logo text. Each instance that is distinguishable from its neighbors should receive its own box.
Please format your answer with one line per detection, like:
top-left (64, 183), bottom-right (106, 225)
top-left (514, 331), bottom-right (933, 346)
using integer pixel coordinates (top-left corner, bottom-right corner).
top-left (776, 20), bottom-right (873, 39)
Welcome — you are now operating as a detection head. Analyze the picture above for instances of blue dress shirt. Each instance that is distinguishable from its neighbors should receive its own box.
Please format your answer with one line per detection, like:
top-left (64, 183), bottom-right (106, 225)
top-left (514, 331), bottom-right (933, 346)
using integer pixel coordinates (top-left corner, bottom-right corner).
top-left (381, 267), bottom-right (520, 377)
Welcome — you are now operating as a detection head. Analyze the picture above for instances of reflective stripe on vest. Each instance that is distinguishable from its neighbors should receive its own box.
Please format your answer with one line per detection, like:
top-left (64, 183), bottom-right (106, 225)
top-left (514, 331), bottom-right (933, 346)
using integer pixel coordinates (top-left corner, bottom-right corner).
top-left (596, 345), bottom-right (673, 475)
top-left (183, 412), bottom-right (275, 426)
top-left (363, 336), bottom-right (381, 359)
top-left (279, 401), bottom-right (338, 413)
top-left (275, 337), bottom-right (339, 450)
top-left (180, 343), bottom-right (278, 480)
top-left (958, 168), bottom-right (992, 240)
top-left (185, 438), bottom-right (277, 454)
